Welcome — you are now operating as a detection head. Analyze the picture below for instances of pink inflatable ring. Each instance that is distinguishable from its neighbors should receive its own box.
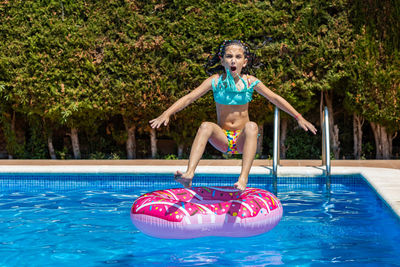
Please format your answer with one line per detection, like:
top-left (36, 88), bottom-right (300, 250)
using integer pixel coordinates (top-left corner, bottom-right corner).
top-left (130, 186), bottom-right (283, 239)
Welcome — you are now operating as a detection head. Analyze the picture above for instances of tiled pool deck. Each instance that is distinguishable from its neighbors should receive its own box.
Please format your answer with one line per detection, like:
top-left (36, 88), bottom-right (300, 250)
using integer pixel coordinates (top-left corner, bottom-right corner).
top-left (1, 159), bottom-right (399, 218)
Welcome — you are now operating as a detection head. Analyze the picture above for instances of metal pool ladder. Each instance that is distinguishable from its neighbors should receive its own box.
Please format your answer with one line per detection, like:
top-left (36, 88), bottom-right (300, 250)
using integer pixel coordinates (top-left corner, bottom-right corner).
top-left (272, 106), bottom-right (331, 184)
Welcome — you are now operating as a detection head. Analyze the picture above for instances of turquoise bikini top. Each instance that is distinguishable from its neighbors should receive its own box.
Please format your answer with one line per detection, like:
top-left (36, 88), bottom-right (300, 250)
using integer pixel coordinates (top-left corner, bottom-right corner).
top-left (212, 70), bottom-right (260, 105)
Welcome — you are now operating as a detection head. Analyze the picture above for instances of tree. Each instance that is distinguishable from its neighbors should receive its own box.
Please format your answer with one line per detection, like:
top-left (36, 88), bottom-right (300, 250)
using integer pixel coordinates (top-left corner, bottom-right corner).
top-left (283, 0), bottom-right (355, 159)
top-left (346, 0), bottom-right (400, 159)
top-left (347, 29), bottom-right (400, 158)
top-left (0, 0), bottom-right (108, 159)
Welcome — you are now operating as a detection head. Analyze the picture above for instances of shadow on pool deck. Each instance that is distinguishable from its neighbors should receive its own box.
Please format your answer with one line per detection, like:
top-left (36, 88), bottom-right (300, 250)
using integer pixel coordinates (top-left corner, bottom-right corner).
top-left (0, 159), bottom-right (399, 169)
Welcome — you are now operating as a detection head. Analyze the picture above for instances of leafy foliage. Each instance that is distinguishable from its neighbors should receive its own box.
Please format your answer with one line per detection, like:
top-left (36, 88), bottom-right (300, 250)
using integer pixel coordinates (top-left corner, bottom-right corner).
top-left (0, 0), bottom-right (398, 159)
top-left (285, 128), bottom-right (322, 159)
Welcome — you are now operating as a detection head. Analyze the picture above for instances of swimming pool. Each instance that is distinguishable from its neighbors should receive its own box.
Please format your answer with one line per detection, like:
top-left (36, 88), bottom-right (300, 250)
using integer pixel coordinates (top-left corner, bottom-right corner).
top-left (1, 173), bottom-right (400, 266)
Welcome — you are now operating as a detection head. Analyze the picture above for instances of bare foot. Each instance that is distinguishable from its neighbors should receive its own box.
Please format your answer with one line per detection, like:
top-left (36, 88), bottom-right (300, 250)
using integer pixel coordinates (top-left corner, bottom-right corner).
top-left (234, 179), bottom-right (247, 192)
top-left (174, 170), bottom-right (194, 188)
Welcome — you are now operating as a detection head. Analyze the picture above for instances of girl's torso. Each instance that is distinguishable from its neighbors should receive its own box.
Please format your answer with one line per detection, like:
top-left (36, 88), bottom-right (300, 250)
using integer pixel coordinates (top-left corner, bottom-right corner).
top-left (216, 103), bottom-right (250, 130)
top-left (212, 73), bottom-right (259, 130)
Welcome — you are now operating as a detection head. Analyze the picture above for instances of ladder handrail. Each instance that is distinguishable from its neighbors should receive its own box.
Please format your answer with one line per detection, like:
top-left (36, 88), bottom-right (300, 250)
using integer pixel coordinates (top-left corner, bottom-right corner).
top-left (272, 106), bottom-right (280, 178)
top-left (322, 106), bottom-right (331, 176)
top-left (271, 106), bottom-right (331, 177)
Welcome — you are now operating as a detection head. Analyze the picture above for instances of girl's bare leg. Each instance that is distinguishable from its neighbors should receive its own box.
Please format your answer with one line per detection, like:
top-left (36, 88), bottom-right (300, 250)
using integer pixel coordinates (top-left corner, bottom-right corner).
top-left (175, 122), bottom-right (228, 187)
top-left (234, 121), bottom-right (258, 191)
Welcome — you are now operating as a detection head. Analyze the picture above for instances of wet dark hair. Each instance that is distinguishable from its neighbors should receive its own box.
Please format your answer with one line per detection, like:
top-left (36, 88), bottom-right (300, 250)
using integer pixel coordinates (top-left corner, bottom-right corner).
top-left (204, 40), bottom-right (257, 75)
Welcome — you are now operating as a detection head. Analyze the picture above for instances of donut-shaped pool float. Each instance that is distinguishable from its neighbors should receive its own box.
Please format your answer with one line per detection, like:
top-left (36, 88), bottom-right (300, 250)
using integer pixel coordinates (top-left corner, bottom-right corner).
top-left (130, 187), bottom-right (283, 239)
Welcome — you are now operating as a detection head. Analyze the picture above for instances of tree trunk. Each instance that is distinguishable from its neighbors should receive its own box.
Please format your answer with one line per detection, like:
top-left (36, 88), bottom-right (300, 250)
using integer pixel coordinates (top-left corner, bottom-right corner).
top-left (370, 122), bottom-right (391, 159)
top-left (353, 113), bottom-right (364, 159)
top-left (8, 111), bottom-right (16, 159)
top-left (150, 128), bottom-right (157, 159)
top-left (322, 91), bottom-right (340, 159)
top-left (43, 119), bottom-right (57, 160)
top-left (256, 124), bottom-right (264, 155)
top-left (389, 132), bottom-right (397, 157)
top-left (123, 117), bottom-right (136, 159)
top-left (70, 128), bottom-right (81, 159)
top-left (47, 134), bottom-right (57, 159)
top-left (178, 144), bottom-right (184, 158)
top-left (280, 118), bottom-right (288, 159)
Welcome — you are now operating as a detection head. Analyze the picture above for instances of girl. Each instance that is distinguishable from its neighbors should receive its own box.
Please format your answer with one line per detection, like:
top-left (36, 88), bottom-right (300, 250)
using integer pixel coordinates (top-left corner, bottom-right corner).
top-left (150, 40), bottom-right (317, 190)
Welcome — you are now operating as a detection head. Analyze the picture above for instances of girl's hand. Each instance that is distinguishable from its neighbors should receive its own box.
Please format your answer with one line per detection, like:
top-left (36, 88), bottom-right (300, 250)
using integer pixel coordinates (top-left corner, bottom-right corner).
top-left (297, 117), bottom-right (317, 135)
top-left (149, 114), bottom-right (170, 129)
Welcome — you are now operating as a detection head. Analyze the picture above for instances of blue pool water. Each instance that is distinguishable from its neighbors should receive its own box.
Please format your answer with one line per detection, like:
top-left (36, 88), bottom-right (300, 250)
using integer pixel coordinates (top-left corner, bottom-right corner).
top-left (1, 173), bottom-right (400, 266)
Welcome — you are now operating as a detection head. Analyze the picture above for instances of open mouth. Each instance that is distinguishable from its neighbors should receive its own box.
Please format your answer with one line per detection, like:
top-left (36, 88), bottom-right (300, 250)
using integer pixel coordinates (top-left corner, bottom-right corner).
top-left (230, 66), bottom-right (237, 72)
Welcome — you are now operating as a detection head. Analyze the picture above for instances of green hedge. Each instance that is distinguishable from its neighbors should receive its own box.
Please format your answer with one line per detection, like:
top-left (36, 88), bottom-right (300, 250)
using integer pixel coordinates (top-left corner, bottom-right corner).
top-left (0, 0), bottom-right (398, 159)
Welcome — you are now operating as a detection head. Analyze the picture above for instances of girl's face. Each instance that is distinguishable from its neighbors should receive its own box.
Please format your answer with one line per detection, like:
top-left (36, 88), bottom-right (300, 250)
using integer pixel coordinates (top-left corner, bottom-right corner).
top-left (221, 45), bottom-right (248, 76)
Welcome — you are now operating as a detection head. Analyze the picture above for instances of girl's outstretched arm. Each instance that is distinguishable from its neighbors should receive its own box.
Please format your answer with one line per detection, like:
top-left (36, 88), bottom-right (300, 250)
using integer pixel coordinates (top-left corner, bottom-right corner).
top-left (149, 75), bottom-right (216, 129)
top-left (254, 80), bottom-right (317, 134)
